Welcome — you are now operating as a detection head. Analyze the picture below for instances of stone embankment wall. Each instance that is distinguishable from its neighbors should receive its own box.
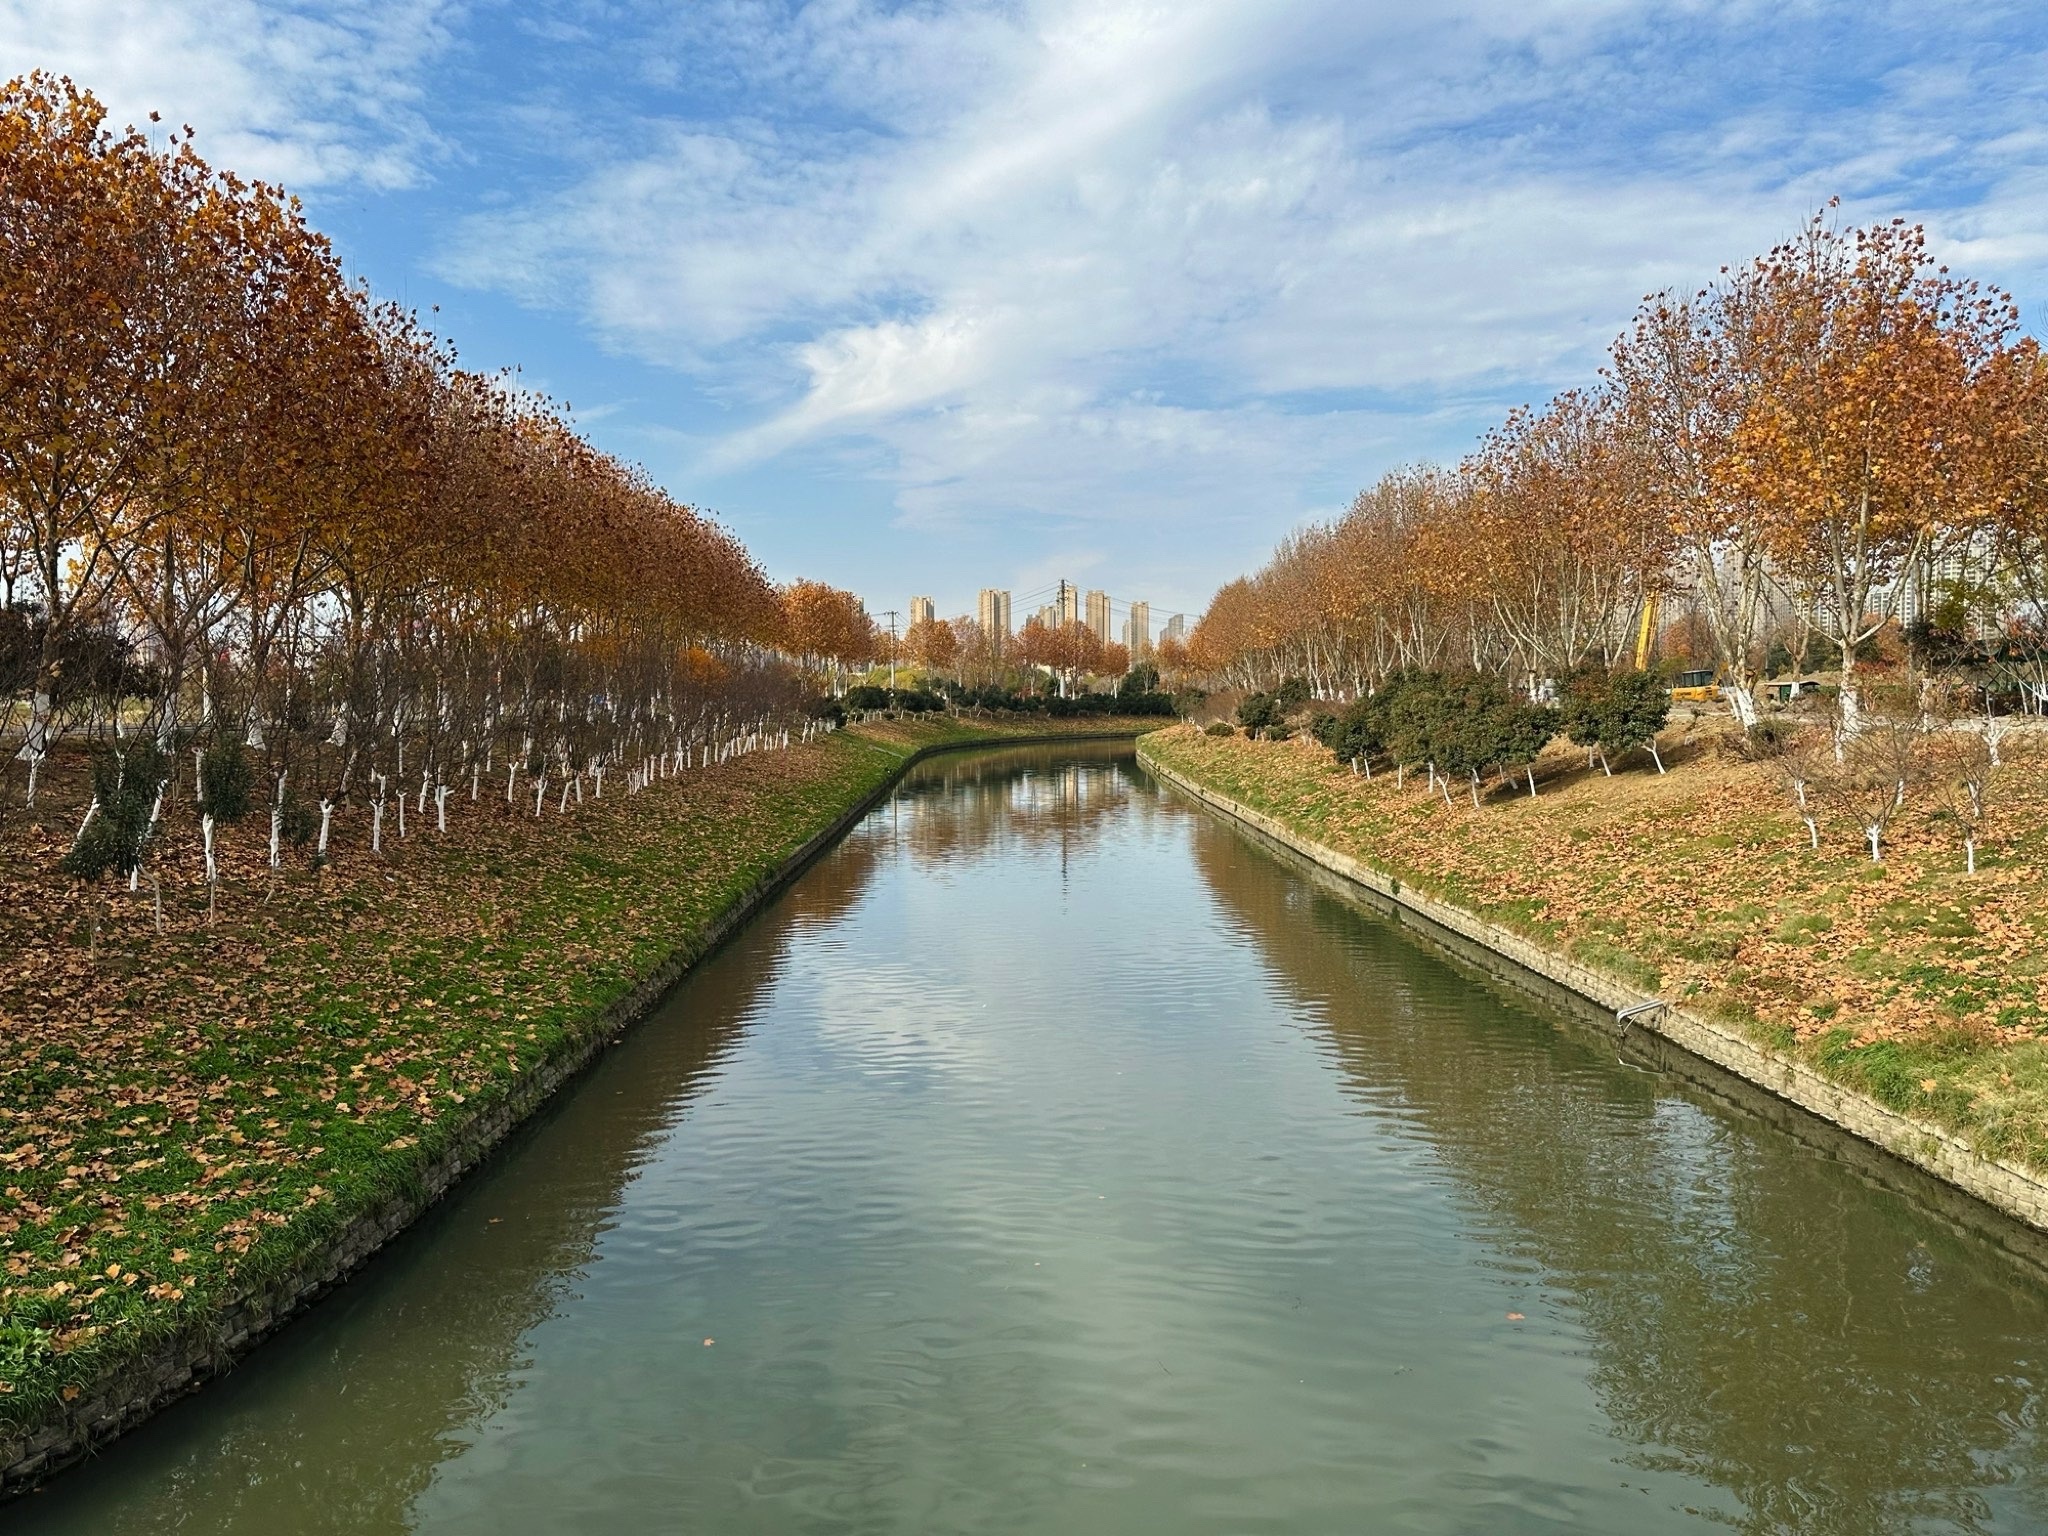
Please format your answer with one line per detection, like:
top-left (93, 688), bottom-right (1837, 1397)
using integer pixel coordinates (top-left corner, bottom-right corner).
top-left (1141, 743), bottom-right (2048, 1240)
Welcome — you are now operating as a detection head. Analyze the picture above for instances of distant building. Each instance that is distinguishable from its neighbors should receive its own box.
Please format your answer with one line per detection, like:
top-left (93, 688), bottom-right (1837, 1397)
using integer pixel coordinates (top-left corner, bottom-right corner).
top-left (909, 595), bottom-right (936, 628)
top-left (977, 588), bottom-right (1012, 647)
top-left (1163, 613), bottom-right (1187, 645)
top-left (1126, 601), bottom-right (1151, 659)
top-left (1085, 588), bottom-right (1112, 643)
top-left (1058, 583), bottom-right (1079, 627)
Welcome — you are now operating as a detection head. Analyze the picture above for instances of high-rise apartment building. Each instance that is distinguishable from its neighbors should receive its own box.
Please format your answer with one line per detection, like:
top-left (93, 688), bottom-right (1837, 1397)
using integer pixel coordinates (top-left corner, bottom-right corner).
top-left (1126, 601), bottom-right (1151, 658)
top-left (1163, 613), bottom-right (1188, 644)
top-left (1058, 583), bottom-right (1079, 627)
top-left (977, 588), bottom-right (1012, 647)
top-left (1084, 588), bottom-right (1112, 643)
top-left (909, 595), bottom-right (936, 628)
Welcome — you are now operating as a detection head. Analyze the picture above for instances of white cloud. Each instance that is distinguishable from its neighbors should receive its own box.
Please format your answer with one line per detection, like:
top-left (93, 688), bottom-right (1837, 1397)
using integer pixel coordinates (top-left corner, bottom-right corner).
top-left (0, 0), bottom-right (454, 187)
top-left (20, 0), bottom-right (2046, 606)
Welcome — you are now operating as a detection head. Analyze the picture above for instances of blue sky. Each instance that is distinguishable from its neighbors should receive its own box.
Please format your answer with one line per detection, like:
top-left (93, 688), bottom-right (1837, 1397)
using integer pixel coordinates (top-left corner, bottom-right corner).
top-left (8, 1), bottom-right (2048, 628)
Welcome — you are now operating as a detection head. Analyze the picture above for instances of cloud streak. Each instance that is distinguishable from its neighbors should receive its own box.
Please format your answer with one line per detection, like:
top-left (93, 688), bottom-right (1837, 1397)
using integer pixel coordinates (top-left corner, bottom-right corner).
top-left (0, 0), bottom-right (454, 187)
top-left (13, 0), bottom-right (2048, 612)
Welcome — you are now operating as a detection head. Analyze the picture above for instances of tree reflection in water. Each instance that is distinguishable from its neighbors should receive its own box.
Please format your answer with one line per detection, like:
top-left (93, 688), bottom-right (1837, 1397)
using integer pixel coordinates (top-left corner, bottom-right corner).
top-left (24, 745), bottom-right (2048, 1536)
top-left (1184, 808), bottom-right (2048, 1536)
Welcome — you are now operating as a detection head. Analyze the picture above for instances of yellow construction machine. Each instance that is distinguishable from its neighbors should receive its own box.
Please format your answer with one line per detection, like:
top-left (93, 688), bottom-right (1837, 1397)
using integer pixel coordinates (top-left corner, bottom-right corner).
top-left (1635, 593), bottom-right (1722, 701)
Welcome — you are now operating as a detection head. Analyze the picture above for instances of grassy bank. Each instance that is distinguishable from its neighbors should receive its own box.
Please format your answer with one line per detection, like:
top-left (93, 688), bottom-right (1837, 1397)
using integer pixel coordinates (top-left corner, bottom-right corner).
top-left (0, 715), bottom-right (1157, 1435)
top-left (1143, 723), bottom-right (2048, 1172)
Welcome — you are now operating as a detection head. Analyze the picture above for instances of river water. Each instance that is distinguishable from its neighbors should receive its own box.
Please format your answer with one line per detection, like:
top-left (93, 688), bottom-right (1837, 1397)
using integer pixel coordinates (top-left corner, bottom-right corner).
top-left (17, 743), bottom-right (2048, 1535)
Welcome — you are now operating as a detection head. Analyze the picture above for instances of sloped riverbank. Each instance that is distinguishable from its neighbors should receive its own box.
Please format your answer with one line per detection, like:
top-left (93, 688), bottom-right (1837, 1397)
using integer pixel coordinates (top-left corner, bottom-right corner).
top-left (1140, 726), bottom-right (2048, 1238)
top-left (0, 717), bottom-right (1161, 1495)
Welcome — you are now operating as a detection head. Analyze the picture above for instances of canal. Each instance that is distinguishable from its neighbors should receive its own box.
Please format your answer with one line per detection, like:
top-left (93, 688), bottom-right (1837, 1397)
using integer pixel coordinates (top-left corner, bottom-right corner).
top-left (18, 742), bottom-right (2048, 1534)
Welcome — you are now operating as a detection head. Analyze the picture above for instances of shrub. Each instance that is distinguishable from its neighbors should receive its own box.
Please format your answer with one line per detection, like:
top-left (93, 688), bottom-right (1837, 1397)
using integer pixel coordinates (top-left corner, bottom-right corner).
top-left (1273, 676), bottom-right (1311, 711)
top-left (1322, 689), bottom-right (1393, 765)
top-left (1204, 721), bottom-right (1235, 737)
top-left (1119, 662), bottom-right (1161, 698)
top-left (279, 795), bottom-right (320, 847)
top-left (1561, 665), bottom-right (1671, 772)
top-left (1236, 692), bottom-right (1279, 731)
top-left (198, 740), bottom-right (255, 822)
top-left (1736, 718), bottom-right (1798, 761)
top-left (62, 739), bottom-right (167, 882)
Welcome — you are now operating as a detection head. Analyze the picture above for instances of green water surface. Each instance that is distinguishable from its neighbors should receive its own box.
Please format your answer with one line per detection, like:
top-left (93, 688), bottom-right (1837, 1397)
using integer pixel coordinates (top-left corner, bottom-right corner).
top-left (17, 743), bottom-right (2048, 1534)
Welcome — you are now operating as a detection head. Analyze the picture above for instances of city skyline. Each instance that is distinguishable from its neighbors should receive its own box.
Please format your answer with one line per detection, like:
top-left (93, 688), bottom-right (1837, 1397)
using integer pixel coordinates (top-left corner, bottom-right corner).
top-left (928, 580), bottom-right (1160, 648)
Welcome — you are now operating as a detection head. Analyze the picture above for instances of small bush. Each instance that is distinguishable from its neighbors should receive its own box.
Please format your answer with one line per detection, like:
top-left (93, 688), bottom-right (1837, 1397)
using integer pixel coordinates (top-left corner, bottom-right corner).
top-left (1237, 692), bottom-right (1279, 731)
top-left (1736, 718), bottom-right (1799, 761)
top-left (1560, 665), bottom-right (1670, 769)
top-left (280, 796), bottom-right (320, 847)
top-left (61, 739), bottom-right (167, 882)
top-left (1205, 721), bottom-right (1235, 737)
top-left (199, 740), bottom-right (255, 822)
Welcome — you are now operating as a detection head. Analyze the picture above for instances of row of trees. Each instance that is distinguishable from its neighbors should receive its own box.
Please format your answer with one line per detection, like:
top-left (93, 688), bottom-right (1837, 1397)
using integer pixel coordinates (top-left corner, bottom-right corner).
top-left (1, 75), bottom-right (820, 887)
top-left (1191, 208), bottom-right (2048, 725)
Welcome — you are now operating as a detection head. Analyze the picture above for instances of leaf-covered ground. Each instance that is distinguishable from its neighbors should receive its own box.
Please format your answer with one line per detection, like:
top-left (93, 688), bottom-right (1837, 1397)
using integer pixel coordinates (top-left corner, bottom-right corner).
top-left (0, 716), bottom-right (1156, 1433)
top-left (1145, 723), bottom-right (2048, 1170)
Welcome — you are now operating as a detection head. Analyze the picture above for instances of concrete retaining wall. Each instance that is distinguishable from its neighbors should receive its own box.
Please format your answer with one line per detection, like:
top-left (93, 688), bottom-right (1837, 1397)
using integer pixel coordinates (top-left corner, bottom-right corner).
top-left (1141, 742), bottom-right (2048, 1239)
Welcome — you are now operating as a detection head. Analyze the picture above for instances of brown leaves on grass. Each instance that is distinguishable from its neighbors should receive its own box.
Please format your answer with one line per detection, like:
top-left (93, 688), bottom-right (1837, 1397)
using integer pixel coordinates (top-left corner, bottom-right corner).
top-left (1156, 723), bottom-right (2048, 1050)
top-left (0, 725), bottom-right (937, 1411)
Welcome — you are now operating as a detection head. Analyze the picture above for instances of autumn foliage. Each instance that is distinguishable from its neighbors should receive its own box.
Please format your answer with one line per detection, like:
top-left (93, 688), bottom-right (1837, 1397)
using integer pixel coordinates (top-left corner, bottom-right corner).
top-left (1192, 207), bottom-right (2048, 724)
top-left (1, 75), bottom-right (797, 879)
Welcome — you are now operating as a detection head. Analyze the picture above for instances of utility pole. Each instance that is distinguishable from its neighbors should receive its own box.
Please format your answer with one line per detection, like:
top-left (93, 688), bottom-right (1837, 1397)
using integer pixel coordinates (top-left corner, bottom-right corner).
top-left (883, 609), bottom-right (900, 693)
top-left (1057, 580), bottom-right (1072, 697)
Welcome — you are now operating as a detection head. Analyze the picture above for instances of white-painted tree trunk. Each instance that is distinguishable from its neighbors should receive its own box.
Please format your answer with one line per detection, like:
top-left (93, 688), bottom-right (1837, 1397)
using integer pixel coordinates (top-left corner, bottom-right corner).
top-left (268, 771), bottom-right (286, 869)
top-left (1724, 685), bottom-right (1758, 730)
top-left (17, 692), bottom-right (51, 807)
